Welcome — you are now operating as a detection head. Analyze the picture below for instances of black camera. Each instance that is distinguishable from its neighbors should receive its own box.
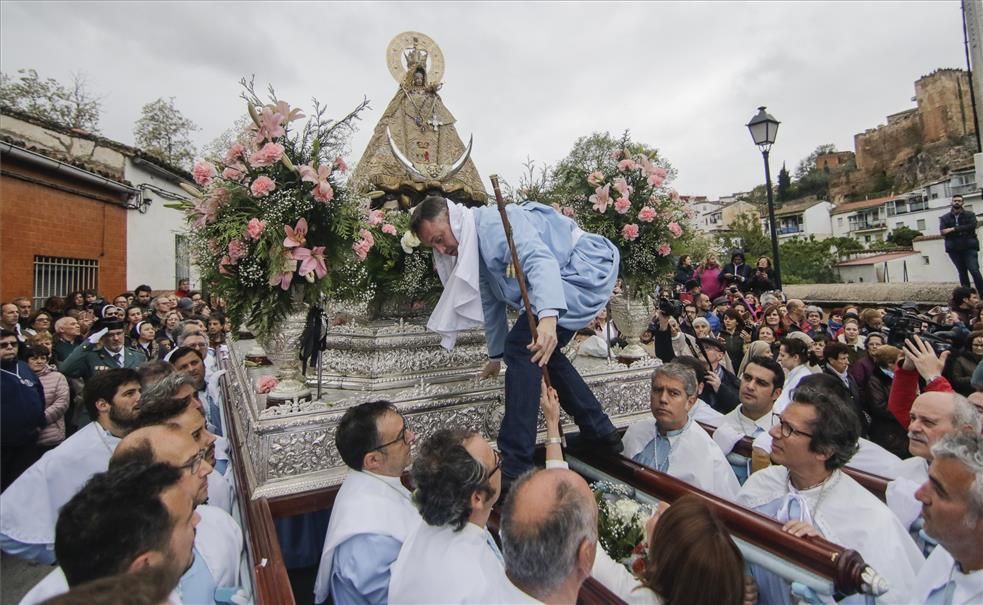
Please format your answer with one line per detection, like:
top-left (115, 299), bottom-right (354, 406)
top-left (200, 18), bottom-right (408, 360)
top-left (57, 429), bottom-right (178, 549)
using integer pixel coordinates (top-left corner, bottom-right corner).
top-left (658, 297), bottom-right (684, 319)
top-left (883, 304), bottom-right (969, 354)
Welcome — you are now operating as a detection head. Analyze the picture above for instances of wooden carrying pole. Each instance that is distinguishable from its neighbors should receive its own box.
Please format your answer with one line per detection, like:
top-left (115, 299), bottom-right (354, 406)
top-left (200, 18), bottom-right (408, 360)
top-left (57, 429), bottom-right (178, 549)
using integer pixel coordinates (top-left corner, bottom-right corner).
top-left (489, 175), bottom-right (552, 389)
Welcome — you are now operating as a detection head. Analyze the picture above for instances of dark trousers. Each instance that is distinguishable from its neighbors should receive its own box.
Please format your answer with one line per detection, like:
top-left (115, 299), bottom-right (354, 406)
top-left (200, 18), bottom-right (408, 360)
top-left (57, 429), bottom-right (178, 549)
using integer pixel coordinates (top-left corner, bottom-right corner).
top-left (1, 443), bottom-right (40, 492)
top-left (947, 248), bottom-right (983, 293)
top-left (498, 314), bottom-right (616, 479)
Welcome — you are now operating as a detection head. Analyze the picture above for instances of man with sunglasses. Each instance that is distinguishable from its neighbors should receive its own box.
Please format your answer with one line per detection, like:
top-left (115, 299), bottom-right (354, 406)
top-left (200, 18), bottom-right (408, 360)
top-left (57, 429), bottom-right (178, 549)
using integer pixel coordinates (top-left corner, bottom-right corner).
top-left (737, 374), bottom-right (924, 605)
top-left (389, 428), bottom-right (509, 604)
top-left (314, 401), bottom-right (420, 605)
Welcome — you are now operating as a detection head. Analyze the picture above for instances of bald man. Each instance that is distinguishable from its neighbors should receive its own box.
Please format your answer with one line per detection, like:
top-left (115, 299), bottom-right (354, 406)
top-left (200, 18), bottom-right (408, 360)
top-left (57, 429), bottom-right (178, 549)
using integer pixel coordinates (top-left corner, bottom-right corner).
top-left (500, 468), bottom-right (598, 604)
top-left (967, 392), bottom-right (983, 426)
top-left (886, 391), bottom-right (981, 546)
top-left (110, 426), bottom-right (243, 605)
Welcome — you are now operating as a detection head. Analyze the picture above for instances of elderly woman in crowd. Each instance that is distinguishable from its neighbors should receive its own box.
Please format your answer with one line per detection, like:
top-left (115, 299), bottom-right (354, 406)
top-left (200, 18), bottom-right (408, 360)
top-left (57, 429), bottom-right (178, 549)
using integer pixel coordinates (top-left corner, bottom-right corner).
top-left (24, 344), bottom-right (69, 453)
top-left (864, 344), bottom-right (908, 457)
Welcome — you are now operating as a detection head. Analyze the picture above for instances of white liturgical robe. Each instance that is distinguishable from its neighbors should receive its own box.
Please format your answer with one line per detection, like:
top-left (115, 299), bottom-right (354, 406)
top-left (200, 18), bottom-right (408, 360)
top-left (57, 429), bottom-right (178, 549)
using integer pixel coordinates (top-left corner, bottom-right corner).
top-left (622, 418), bottom-right (740, 500)
top-left (737, 466), bottom-right (924, 605)
top-left (1, 422), bottom-right (118, 556)
top-left (389, 521), bottom-right (512, 604)
top-left (313, 470), bottom-right (421, 604)
top-left (911, 545), bottom-right (983, 604)
top-left (886, 456), bottom-right (929, 530)
top-left (18, 568), bottom-right (183, 605)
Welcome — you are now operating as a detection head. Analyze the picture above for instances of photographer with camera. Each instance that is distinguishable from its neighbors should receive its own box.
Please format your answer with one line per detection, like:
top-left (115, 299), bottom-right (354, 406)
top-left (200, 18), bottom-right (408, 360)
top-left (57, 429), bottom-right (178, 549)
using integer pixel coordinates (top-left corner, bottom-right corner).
top-left (719, 250), bottom-right (752, 293)
top-left (746, 257), bottom-right (776, 296)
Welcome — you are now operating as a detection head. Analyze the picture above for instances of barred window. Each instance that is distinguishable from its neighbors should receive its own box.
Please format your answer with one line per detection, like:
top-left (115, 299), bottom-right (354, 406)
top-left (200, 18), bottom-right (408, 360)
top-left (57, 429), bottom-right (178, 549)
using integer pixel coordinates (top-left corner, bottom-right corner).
top-left (33, 256), bottom-right (99, 309)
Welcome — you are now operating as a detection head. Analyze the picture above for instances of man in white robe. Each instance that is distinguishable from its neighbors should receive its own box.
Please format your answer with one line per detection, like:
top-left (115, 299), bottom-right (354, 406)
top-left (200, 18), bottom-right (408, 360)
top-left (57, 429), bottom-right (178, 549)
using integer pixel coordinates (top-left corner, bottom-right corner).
top-left (712, 355), bottom-right (785, 484)
top-left (622, 362), bottom-right (740, 500)
top-left (886, 391), bottom-right (980, 547)
top-left (389, 428), bottom-right (511, 604)
top-left (313, 401), bottom-right (421, 605)
top-left (909, 432), bottom-right (983, 604)
top-left (0, 368), bottom-right (143, 563)
top-left (737, 374), bottom-right (924, 605)
top-left (19, 462), bottom-right (198, 605)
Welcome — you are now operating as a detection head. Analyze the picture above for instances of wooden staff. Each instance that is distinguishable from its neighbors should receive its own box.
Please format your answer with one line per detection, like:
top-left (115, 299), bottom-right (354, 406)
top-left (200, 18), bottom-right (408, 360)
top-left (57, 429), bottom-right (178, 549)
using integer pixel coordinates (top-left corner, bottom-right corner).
top-left (489, 175), bottom-right (552, 389)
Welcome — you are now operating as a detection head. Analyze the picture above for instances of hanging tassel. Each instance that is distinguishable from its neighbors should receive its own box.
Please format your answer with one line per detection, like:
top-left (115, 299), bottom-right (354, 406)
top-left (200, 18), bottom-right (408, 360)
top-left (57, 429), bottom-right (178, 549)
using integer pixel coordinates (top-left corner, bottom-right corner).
top-left (299, 304), bottom-right (325, 374)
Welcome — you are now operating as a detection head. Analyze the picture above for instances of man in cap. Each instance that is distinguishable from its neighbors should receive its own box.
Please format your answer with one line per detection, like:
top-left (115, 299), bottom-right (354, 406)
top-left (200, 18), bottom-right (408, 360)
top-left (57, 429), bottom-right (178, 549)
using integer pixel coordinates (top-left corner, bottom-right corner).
top-left (59, 313), bottom-right (143, 380)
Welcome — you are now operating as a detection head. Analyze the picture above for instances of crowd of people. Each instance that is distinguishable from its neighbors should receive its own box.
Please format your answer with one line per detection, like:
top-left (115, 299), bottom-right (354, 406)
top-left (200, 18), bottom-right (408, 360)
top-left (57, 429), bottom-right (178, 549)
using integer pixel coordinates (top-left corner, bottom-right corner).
top-left (3, 253), bottom-right (983, 605)
top-left (1, 280), bottom-right (241, 605)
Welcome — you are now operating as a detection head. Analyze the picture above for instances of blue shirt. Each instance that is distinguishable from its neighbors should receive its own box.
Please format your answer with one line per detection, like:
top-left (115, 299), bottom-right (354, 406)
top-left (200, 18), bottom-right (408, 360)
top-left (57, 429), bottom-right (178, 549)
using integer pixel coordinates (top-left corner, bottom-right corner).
top-left (328, 534), bottom-right (402, 605)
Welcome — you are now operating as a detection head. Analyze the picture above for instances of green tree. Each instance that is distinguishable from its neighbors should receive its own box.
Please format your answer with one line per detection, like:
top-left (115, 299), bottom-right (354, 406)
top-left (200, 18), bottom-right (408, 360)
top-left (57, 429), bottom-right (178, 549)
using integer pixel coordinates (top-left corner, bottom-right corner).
top-left (778, 236), bottom-right (863, 284)
top-left (777, 162), bottom-right (792, 202)
top-left (200, 115), bottom-right (251, 163)
top-left (794, 144), bottom-right (837, 180)
top-left (720, 211), bottom-right (771, 260)
top-left (0, 68), bottom-right (101, 131)
top-left (133, 97), bottom-right (199, 169)
top-left (885, 225), bottom-right (922, 248)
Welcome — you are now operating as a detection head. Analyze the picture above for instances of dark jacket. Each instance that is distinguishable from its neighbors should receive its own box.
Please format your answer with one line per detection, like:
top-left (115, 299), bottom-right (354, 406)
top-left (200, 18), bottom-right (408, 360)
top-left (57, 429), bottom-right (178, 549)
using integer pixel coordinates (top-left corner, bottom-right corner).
top-left (747, 269), bottom-right (776, 295)
top-left (945, 350), bottom-right (981, 396)
top-left (823, 365), bottom-right (865, 432)
top-left (864, 366), bottom-right (910, 459)
top-left (652, 324), bottom-right (739, 413)
top-left (720, 263), bottom-right (753, 292)
top-left (1, 359), bottom-right (46, 447)
top-left (939, 210), bottom-right (979, 252)
top-left (674, 265), bottom-right (694, 288)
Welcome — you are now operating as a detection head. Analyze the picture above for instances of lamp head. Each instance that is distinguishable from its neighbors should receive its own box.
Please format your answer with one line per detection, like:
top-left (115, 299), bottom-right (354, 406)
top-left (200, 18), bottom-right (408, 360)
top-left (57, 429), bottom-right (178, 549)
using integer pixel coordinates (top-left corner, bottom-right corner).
top-left (747, 106), bottom-right (780, 152)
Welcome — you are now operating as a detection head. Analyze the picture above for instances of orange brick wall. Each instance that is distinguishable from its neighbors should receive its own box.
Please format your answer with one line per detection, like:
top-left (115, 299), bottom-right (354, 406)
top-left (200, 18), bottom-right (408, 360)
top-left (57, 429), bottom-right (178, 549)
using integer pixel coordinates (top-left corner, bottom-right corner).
top-left (1, 161), bottom-right (128, 304)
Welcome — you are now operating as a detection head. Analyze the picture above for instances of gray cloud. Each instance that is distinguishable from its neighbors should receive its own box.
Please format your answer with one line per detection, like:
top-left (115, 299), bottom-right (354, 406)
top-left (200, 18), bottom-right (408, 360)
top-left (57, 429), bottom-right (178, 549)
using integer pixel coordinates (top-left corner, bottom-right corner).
top-left (1, 1), bottom-right (967, 198)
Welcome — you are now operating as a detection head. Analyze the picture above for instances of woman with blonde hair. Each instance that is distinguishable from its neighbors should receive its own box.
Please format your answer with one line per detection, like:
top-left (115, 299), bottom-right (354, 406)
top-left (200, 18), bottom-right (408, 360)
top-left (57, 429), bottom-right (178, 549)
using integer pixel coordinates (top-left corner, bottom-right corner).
top-left (695, 254), bottom-right (724, 301)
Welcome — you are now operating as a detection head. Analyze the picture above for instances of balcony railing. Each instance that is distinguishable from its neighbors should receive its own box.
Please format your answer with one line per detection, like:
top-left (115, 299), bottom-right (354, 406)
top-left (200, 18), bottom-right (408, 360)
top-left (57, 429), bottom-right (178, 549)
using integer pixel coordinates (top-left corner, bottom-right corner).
top-left (849, 220), bottom-right (886, 232)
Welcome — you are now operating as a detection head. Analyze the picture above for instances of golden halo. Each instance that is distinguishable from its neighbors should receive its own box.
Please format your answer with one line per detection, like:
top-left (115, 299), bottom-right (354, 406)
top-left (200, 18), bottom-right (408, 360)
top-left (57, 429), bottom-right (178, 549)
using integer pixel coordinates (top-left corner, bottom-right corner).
top-left (386, 31), bottom-right (445, 86)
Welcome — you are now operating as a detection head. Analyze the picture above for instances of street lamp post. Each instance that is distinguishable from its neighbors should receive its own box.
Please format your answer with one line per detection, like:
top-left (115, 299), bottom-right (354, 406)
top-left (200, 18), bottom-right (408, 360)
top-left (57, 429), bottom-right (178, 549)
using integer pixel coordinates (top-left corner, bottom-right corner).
top-left (747, 106), bottom-right (782, 290)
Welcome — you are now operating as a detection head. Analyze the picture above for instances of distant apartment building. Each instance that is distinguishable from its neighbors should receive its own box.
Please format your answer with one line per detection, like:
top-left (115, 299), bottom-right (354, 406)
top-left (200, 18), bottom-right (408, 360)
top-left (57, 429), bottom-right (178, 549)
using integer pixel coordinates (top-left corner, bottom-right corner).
top-left (759, 199), bottom-right (834, 240)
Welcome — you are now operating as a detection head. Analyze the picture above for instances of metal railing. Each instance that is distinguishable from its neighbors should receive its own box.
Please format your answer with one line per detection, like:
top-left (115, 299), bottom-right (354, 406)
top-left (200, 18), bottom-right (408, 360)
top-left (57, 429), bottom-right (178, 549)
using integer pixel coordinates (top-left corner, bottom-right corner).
top-left (32, 256), bottom-right (98, 309)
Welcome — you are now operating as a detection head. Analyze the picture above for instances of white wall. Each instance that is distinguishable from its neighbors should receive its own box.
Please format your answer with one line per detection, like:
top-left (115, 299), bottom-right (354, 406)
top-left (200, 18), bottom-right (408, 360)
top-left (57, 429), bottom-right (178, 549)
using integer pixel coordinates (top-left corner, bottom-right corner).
top-left (123, 159), bottom-right (200, 292)
top-left (803, 201), bottom-right (833, 238)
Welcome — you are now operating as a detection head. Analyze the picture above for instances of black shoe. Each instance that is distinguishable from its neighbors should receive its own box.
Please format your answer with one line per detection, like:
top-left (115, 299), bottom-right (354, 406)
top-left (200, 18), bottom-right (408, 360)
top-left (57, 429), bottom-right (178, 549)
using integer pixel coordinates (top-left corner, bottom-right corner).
top-left (575, 429), bottom-right (624, 455)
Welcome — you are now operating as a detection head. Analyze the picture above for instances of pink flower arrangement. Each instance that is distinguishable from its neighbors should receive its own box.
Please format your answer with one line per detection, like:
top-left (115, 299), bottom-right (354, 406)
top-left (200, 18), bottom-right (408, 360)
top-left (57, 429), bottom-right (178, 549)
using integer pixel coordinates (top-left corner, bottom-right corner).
top-left (668, 222), bottom-right (683, 239)
top-left (222, 165), bottom-right (245, 181)
top-left (618, 158), bottom-right (637, 172)
top-left (334, 157), bottom-right (348, 173)
top-left (283, 218), bottom-right (308, 248)
top-left (590, 184), bottom-right (611, 213)
top-left (587, 171), bottom-right (605, 187)
top-left (253, 106), bottom-right (286, 143)
top-left (353, 239), bottom-right (372, 261)
top-left (368, 209), bottom-right (385, 226)
top-left (227, 239), bottom-right (248, 263)
top-left (218, 255), bottom-right (232, 275)
top-left (298, 163), bottom-right (335, 203)
top-left (658, 243), bottom-right (672, 256)
top-left (670, 189), bottom-right (680, 202)
top-left (637, 206), bottom-right (657, 222)
top-left (647, 167), bottom-right (668, 188)
top-left (359, 228), bottom-right (375, 247)
top-left (250, 176), bottom-right (276, 197)
top-left (255, 375), bottom-right (279, 394)
top-left (293, 246), bottom-right (327, 280)
top-left (382, 224), bottom-right (398, 236)
top-left (248, 142), bottom-right (285, 168)
top-left (193, 160), bottom-right (217, 186)
top-left (246, 218), bottom-right (266, 240)
top-left (622, 223), bottom-right (640, 240)
top-left (269, 256), bottom-right (297, 290)
top-left (613, 197), bottom-right (631, 214)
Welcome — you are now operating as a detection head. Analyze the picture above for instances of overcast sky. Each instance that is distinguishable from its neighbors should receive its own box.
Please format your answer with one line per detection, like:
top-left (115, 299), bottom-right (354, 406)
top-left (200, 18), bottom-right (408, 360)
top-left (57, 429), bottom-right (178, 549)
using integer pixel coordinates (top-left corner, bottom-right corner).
top-left (0, 1), bottom-right (971, 198)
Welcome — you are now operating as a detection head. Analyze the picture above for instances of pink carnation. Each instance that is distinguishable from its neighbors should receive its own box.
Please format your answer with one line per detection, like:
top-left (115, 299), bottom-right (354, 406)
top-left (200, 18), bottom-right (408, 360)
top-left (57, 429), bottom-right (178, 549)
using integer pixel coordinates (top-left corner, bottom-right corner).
top-left (250, 176), bottom-right (276, 197)
top-left (192, 160), bottom-right (217, 186)
top-left (618, 158), bottom-right (637, 172)
top-left (352, 239), bottom-right (372, 261)
top-left (247, 142), bottom-right (285, 168)
top-left (613, 197), bottom-right (631, 214)
top-left (222, 165), bottom-right (244, 181)
top-left (312, 181), bottom-right (334, 203)
top-left (218, 255), bottom-right (232, 275)
top-left (668, 222), bottom-right (683, 238)
top-left (587, 171), bottom-right (604, 187)
top-left (382, 224), bottom-right (398, 236)
top-left (368, 209), bottom-right (384, 226)
top-left (359, 228), bottom-right (375, 247)
top-left (227, 239), bottom-right (248, 263)
top-left (246, 218), bottom-right (266, 240)
top-left (561, 206), bottom-right (575, 218)
top-left (622, 223), bottom-right (640, 241)
top-left (611, 149), bottom-right (623, 160)
top-left (658, 243), bottom-right (672, 256)
top-left (255, 375), bottom-right (279, 394)
top-left (224, 143), bottom-right (246, 164)
top-left (637, 206), bottom-right (657, 222)
top-left (647, 166), bottom-right (668, 188)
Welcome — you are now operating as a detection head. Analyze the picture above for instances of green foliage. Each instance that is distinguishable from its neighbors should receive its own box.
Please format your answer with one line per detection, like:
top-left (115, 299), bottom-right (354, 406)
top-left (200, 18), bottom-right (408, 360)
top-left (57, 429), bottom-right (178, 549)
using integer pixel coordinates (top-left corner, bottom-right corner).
top-left (0, 68), bottom-right (101, 131)
top-left (777, 163), bottom-right (791, 202)
top-left (778, 236), bottom-right (862, 284)
top-left (133, 97), bottom-right (199, 169)
top-left (794, 144), bottom-right (837, 181)
top-left (886, 225), bottom-right (922, 248)
top-left (720, 211), bottom-right (771, 259)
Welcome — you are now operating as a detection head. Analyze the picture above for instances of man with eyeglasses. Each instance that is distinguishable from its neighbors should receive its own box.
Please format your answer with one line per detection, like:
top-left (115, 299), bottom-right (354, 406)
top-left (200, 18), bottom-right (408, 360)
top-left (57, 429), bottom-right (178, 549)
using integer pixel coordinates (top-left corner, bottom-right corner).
top-left (389, 428), bottom-right (510, 604)
top-left (0, 329), bottom-right (45, 490)
top-left (109, 424), bottom-right (243, 605)
top-left (737, 374), bottom-right (924, 605)
top-left (314, 401), bottom-right (420, 605)
top-left (1, 368), bottom-right (141, 564)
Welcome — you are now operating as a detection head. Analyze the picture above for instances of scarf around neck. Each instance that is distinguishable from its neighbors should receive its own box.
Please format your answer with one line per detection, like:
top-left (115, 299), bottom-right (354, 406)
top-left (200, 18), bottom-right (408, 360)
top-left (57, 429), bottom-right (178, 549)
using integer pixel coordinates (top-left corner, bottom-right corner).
top-left (428, 200), bottom-right (484, 350)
